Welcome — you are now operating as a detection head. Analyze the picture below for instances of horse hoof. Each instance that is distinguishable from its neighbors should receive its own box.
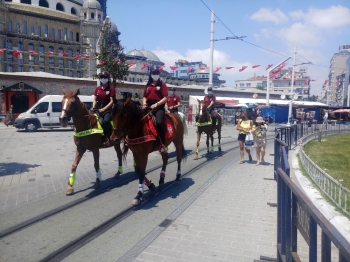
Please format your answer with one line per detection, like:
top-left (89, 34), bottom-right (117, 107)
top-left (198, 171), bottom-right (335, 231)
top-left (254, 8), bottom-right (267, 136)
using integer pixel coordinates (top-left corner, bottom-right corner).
top-left (132, 198), bottom-right (140, 206)
top-left (159, 177), bottom-right (165, 187)
top-left (132, 192), bottom-right (143, 206)
top-left (66, 185), bottom-right (74, 195)
top-left (93, 179), bottom-right (100, 189)
top-left (175, 175), bottom-right (181, 185)
top-left (148, 183), bottom-right (156, 194)
top-left (114, 172), bottom-right (120, 179)
top-left (194, 153), bottom-right (198, 160)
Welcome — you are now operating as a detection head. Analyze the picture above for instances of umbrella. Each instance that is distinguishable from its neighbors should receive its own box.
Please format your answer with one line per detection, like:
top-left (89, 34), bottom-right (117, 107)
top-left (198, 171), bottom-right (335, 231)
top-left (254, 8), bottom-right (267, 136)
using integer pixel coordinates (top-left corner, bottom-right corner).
top-left (332, 109), bottom-right (350, 113)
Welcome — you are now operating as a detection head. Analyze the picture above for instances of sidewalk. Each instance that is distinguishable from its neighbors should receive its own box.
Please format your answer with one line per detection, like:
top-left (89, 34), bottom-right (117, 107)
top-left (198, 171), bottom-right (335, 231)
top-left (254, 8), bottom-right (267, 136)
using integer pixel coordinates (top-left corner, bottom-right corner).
top-left (132, 140), bottom-right (277, 262)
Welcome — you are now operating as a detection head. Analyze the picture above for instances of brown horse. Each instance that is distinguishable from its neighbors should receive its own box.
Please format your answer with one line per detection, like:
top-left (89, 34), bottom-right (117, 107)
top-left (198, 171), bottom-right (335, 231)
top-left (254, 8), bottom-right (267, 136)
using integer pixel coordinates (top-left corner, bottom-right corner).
top-left (111, 96), bottom-right (187, 206)
top-left (59, 89), bottom-right (125, 195)
top-left (194, 99), bottom-right (222, 159)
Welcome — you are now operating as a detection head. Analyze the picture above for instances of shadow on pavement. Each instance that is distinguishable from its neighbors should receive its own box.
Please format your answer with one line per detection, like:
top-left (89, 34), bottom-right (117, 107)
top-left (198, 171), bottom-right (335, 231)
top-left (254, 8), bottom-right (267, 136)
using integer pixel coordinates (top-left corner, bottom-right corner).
top-left (0, 162), bottom-right (41, 176)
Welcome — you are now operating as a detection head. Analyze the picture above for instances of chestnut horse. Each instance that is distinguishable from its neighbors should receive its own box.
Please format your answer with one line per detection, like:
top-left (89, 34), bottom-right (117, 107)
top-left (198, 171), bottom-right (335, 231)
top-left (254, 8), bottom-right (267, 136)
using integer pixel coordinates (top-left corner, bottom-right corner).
top-left (111, 97), bottom-right (187, 206)
top-left (59, 89), bottom-right (125, 195)
top-left (194, 99), bottom-right (222, 159)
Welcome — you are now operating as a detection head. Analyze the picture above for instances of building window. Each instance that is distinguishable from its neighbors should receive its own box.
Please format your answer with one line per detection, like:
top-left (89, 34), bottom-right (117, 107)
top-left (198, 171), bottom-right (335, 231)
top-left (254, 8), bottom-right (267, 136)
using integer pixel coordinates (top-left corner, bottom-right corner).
top-left (67, 49), bottom-right (73, 57)
top-left (71, 7), bottom-right (77, 15)
top-left (84, 12), bottom-right (86, 19)
top-left (30, 25), bottom-right (34, 35)
top-left (28, 54), bottom-right (34, 64)
top-left (18, 65), bottom-right (24, 72)
top-left (29, 66), bottom-right (35, 72)
top-left (49, 57), bottom-right (55, 66)
top-left (77, 71), bottom-right (81, 78)
top-left (39, 56), bottom-right (45, 66)
top-left (44, 24), bottom-right (48, 37)
top-left (91, 12), bottom-right (95, 19)
top-left (76, 32), bottom-right (79, 42)
top-left (70, 31), bottom-right (73, 41)
top-left (58, 47), bottom-right (63, 54)
top-left (28, 43), bottom-right (34, 50)
top-left (49, 46), bottom-right (54, 52)
top-left (16, 23), bottom-right (20, 33)
top-left (39, 45), bottom-right (44, 53)
top-left (58, 58), bottom-right (64, 68)
top-left (39, 0), bottom-right (49, 8)
top-left (57, 29), bottom-right (61, 39)
top-left (59, 69), bottom-right (64, 75)
top-left (40, 67), bottom-right (45, 72)
top-left (76, 60), bottom-right (81, 69)
top-left (6, 40), bottom-right (12, 49)
top-left (7, 65), bottom-right (13, 72)
top-left (247, 83), bottom-right (251, 87)
top-left (68, 70), bottom-right (73, 77)
top-left (21, 0), bottom-right (31, 4)
top-left (240, 83), bottom-right (244, 87)
top-left (68, 60), bottom-right (73, 68)
top-left (51, 28), bottom-right (55, 38)
top-left (49, 68), bottom-right (55, 74)
top-left (18, 42), bottom-right (23, 51)
top-left (38, 26), bottom-right (41, 36)
top-left (98, 14), bottom-right (101, 21)
top-left (64, 28), bottom-right (67, 40)
top-left (23, 21), bottom-right (27, 34)
top-left (8, 21), bottom-right (12, 32)
top-left (56, 3), bottom-right (64, 11)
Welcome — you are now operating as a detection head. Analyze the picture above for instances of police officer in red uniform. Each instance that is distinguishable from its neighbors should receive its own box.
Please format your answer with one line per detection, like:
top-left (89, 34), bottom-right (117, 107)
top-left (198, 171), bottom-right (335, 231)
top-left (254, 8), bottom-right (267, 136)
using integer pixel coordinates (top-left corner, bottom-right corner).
top-left (93, 71), bottom-right (115, 146)
top-left (196, 86), bottom-right (217, 132)
top-left (142, 66), bottom-right (168, 153)
top-left (166, 87), bottom-right (181, 114)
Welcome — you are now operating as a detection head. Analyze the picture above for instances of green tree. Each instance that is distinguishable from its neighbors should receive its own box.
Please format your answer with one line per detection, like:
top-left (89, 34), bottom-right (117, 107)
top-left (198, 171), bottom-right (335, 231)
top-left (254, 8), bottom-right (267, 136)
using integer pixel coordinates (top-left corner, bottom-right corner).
top-left (93, 22), bottom-right (129, 87)
top-left (309, 95), bottom-right (318, 101)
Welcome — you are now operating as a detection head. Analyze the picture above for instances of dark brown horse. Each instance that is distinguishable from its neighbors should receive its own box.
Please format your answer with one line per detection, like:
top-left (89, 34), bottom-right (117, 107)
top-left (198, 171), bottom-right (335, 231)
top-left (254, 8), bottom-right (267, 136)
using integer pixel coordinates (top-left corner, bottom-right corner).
top-left (111, 97), bottom-right (187, 206)
top-left (59, 89), bottom-right (125, 195)
top-left (194, 99), bottom-right (222, 159)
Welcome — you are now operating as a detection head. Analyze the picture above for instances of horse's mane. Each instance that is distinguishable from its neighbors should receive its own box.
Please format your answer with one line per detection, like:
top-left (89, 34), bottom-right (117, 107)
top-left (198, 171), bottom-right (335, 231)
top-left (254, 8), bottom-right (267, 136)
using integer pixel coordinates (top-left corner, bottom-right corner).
top-left (198, 101), bottom-right (209, 122)
top-left (112, 99), bottom-right (143, 122)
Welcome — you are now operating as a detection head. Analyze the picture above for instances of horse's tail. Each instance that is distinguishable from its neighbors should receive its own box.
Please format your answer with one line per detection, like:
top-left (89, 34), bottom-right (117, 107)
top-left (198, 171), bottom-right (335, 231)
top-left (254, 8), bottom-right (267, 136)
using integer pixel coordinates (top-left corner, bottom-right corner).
top-left (182, 117), bottom-right (188, 136)
top-left (122, 141), bottom-right (129, 162)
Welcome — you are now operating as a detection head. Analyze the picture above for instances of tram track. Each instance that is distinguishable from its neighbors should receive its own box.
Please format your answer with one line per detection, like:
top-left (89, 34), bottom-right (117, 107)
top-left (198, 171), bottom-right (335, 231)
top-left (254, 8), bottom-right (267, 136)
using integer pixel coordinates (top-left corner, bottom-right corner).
top-left (0, 139), bottom-right (238, 240)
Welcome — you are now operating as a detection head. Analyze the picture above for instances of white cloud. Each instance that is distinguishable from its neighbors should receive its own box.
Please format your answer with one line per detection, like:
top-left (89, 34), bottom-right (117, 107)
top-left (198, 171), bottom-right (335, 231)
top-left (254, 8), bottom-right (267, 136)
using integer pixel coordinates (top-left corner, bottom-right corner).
top-left (250, 8), bottom-right (289, 24)
top-left (277, 23), bottom-right (323, 47)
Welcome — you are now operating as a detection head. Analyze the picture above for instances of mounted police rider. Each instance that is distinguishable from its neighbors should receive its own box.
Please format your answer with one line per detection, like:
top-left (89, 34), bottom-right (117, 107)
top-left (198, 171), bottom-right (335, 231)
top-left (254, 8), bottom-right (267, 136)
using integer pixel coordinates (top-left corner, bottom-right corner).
top-left (92, 71), bottom-right (115, 146)
top-left (195, 86), bottom-right (217, 133)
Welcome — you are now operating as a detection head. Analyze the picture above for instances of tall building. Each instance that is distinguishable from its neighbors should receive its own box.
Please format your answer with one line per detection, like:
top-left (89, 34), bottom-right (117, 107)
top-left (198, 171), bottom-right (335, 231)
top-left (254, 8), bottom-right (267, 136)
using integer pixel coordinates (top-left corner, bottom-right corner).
top-left (0, 0), bottom-right (120, 78)
top-left (327, 45), bottom-right (350, 106)
top-left (97, 0), bottom-right (107, 20)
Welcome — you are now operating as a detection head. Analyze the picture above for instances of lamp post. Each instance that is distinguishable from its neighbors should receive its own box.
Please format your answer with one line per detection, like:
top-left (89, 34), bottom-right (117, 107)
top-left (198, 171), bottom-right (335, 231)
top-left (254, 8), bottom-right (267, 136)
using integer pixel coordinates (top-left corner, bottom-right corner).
top-left (287, 46), bottom-right (297, 126)
top-left (266, 56), bottom-right (291, 106)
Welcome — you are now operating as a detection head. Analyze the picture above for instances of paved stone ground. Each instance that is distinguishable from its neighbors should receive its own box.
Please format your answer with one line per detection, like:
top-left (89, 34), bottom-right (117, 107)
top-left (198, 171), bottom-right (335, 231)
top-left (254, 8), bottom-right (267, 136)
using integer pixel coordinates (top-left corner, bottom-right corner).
top-left (133, 141), bottom-right (278, 262)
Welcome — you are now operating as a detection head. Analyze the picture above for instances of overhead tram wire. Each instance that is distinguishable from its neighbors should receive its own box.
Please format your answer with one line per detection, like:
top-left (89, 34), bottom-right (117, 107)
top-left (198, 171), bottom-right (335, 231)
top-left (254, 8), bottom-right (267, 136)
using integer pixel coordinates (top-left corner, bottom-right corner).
top-left (199, 0), bottom-right (341, 71)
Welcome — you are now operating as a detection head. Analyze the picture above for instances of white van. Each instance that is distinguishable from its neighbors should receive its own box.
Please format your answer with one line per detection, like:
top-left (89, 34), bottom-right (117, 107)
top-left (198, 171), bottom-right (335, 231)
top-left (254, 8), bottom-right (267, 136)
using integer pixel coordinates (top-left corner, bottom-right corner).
top-left (14, 95), bottom-right (94, 132)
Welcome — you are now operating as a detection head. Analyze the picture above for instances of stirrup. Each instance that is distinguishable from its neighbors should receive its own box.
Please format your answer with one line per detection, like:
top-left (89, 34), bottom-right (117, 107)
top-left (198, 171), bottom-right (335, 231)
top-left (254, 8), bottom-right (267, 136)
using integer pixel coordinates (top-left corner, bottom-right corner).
top-left (103, 138), bottom-right (110, 147)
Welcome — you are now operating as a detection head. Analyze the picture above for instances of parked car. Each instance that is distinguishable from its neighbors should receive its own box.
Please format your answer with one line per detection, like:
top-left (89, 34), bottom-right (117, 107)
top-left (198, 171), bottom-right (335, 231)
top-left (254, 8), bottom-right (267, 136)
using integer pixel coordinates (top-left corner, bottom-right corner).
top-left (14, 95), bottom-right (94, 132)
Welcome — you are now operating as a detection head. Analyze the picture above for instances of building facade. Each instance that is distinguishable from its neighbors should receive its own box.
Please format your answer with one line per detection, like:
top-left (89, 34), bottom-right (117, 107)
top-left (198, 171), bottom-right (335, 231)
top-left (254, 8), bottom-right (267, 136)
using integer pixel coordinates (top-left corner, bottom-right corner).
top-left (0, 0), bottom-right (119, 79)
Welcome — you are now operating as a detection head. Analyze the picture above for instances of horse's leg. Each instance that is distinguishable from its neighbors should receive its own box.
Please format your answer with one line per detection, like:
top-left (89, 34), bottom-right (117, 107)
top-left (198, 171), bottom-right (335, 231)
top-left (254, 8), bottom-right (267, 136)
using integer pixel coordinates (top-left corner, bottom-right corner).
top-left (218, 125), bottom-right (222, 151)
top-left (206, 134), bottom-right (210, 154)
top-left (66, 145), bottom-right (86, 195)
top-left (113, 142), bottom-right (123, 179)
top-left (132, 155), bottom-right (149, 206)
top-left (210, 132), bottom-right (214, 152)
top-left (194, 131), bottom-right (201, 160)
top-left (159, 152), bottom-right (169, 187)
top-left (174, 142), bottom-right (183, 185)
top-left (92, 149), bottom-right (101, 189)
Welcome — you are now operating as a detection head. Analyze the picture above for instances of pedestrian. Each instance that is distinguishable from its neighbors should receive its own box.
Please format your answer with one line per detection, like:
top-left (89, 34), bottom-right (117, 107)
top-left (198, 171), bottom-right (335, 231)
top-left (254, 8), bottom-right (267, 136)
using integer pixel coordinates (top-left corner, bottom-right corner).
top-left (323, 111), bottom-right (328, 125)
top-left (166, 87), bottom-right (181, 115)
top-left (236, 109), bottom-right (253, 164)
top-left (195, 86), bottom-right (217, 133)
top-left (92, 71), bottom-right (115, 147)
top-left (252, 116), bottom-right (268, 165)
top-left (142, 66), bottom-right (168, 153)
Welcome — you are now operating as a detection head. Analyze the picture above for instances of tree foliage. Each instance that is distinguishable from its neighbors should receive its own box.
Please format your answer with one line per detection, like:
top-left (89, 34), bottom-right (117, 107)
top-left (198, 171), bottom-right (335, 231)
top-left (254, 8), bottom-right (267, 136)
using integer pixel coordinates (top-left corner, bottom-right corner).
top-left (93, 22), bottom-right (129, 86)
top-left (309, 95), bottom-right (318, 101)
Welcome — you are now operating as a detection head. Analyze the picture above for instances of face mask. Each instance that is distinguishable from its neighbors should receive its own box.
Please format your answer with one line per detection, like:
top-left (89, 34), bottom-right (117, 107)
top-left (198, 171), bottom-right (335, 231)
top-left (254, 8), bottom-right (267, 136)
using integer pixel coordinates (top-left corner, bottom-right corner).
top-left (169, 91), bottom-right (174, 95)
top-left (208, 91), bottom-right (213, 96)
top-left (151, 75), bottom-right (160, 81)
top-left (100, 78), bottom-right (108, 84)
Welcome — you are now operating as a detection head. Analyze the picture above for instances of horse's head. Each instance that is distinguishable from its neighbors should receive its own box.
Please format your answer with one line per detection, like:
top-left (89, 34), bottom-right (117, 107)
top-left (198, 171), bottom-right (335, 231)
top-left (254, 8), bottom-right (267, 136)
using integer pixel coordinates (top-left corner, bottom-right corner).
top-left (59, 88), bottom-right (80, 127)
top-left (197, 99), bottom-right (207, 116)
top-left (111, 97), bottom-right (143, 141)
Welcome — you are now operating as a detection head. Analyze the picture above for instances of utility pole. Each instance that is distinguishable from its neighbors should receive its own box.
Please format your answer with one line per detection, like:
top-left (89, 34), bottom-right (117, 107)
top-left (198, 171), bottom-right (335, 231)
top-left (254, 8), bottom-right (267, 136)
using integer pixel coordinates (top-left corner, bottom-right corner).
top-left (209, 10), bottom-right (215, 87)
top-left (288, 46), bottom-right (297, 126)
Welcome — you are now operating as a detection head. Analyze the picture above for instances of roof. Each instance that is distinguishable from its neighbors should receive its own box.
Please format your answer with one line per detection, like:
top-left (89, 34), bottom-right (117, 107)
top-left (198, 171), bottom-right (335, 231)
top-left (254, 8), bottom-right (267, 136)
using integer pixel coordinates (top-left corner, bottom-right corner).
top-left (82, 0), bottom-right (102, 10)
top-left (0, 72), bottom-right (95, 81)
top-left (1, 82), bottom-right (42, 93)
top-left (140, 49), bottom-right (161, 62)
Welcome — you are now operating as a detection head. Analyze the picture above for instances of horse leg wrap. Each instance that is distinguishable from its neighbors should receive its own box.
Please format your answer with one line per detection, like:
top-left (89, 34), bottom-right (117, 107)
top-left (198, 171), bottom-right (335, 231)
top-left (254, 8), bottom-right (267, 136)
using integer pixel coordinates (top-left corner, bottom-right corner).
top-left (69, 171), bottom-right (76, 186)
top-left (195, 148), bottom-right (199, 154)
top-left (138, 183), bottom-right (144, 193)
top-left (177, 170), bottom-right (181, 175)
top-left (143, 176), bottom-right (151, 186)
top-left (160, 170), bottom-right (165, 178)
top-left (210, 146), bottom-right (214, 152)
top-left (133, 161), bottom-right (136, 167)
top-left (118, 166), bottom-right (123, 174)
top-left (96, 169), bottom-right (102, 181)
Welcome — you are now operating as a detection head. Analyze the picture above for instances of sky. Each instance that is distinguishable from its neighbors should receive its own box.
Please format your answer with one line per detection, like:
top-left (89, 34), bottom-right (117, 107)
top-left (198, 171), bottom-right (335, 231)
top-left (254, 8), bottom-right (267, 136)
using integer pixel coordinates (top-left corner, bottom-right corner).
top-left (106, 0), bottom-right (350, 96)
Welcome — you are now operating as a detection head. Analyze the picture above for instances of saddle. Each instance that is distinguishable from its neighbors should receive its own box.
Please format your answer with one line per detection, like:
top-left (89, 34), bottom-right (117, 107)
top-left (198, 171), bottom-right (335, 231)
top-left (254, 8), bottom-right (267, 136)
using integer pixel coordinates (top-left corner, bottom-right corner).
top-left (146, 114), bottom-right (174, 139)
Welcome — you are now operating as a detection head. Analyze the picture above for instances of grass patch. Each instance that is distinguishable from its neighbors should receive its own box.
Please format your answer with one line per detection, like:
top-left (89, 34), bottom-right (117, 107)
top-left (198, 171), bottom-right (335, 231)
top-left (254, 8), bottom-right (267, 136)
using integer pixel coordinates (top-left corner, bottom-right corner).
top-left (303, 133), bottom-right (350, 189)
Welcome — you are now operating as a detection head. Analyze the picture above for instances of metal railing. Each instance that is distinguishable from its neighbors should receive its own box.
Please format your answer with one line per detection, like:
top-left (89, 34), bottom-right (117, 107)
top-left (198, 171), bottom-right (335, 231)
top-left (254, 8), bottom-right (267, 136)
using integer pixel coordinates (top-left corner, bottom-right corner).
top-left (299, 128), bottom-right (350, 215)
top-left (275, 131), bottom-right (350, 261)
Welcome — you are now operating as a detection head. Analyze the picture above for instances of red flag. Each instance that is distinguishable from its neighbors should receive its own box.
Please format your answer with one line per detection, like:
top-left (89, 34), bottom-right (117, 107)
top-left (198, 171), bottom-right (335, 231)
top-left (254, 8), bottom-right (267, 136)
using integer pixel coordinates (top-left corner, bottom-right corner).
top-left (158, 65), bottom-right (165, 71)
top-left (323, 80), bottom-right (328, 85)
top-left (84, 55), bottom-right (91, 59)
top-left (269, 73), bottom-right (276, 79)
top-left (215, 67), bottom-right (222, 72)
top-left (265, 64), bottom-right (273, 70)
top-left (239, 66), bottom-right (248, 72)
top-left (73, 54), bottom-right (81, 60)
top-left (225, 67), bottom-right (234, 69)
top-left (311, 79), bottom-right (316, 82)
top-left (13, 50), bottom-right (22, 58)
top-left (187, 67), bottom-right (193, 75)
top-left (115, 59), bottom-right (121, 64)
top-left (199, 67), bottom-right (206, 70)
top-left (252, 65), bottom-right (261, 68)
top-left (0, 49), bottom-right (4, 55)
top-left (128, 62), bottom-right (136, 68)
top-left (304, 79), bottom-right (308, 84)
top-left (99, 60), bottom-right (104, 65)
top-left (47, 51), bottom-right (55, 55)
top-left (140, 63), bottom-right (149, 70)
top-left (28, 50), bottom-right (38, 54)
top-left (170, 66), bottom-right (179, 70)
